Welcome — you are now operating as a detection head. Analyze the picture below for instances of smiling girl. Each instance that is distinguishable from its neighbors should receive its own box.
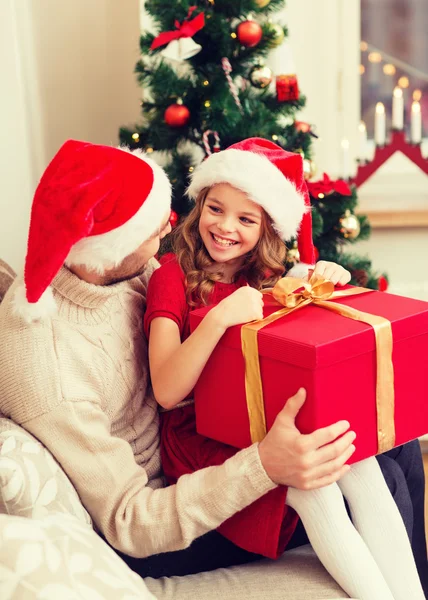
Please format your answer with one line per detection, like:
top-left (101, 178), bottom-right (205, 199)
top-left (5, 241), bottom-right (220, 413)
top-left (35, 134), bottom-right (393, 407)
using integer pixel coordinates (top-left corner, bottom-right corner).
top-left (144, 138), bottom-right (423, 600)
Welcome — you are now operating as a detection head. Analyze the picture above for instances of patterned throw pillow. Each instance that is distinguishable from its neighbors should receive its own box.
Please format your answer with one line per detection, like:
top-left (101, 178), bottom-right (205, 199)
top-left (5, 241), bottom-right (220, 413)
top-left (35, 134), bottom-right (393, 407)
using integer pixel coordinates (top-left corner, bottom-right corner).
top-left (0, 513), bottom-right (156, 600)
top-left (0, 418), bottom-right (91, 525)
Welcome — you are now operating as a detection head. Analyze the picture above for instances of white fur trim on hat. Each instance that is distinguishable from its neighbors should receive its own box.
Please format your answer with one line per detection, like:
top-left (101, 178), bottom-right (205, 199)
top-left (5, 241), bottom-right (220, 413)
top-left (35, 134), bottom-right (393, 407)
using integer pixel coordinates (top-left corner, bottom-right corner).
top-left (65, 149), bottom-right (172, 273)
top-left (13, 281), bottom-right (57, 323)
top-left (187, 149), bottom-right (306, 240)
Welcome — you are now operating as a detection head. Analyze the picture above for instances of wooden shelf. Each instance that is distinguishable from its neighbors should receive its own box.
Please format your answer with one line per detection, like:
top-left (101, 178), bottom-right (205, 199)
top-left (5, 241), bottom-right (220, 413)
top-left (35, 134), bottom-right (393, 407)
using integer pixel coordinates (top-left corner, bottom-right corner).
top-left (357, 210), bottom-right (428, 228)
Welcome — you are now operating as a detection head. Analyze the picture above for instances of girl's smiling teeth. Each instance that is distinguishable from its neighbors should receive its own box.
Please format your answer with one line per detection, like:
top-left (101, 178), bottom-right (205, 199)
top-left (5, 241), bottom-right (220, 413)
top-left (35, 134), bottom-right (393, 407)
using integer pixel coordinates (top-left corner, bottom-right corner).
top-left (211, 233), bottom-right (238, 247)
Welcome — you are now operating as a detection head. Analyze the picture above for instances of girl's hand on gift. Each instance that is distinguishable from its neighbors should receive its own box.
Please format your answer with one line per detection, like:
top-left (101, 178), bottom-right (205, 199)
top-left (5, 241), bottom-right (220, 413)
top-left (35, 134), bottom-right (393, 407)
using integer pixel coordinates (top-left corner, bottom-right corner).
top-left (312, 261), bottom-right (351, 287)
top-left (258, 388), bottom-right (356, 490)
top-left (210, 286), bottom-right (264, 330)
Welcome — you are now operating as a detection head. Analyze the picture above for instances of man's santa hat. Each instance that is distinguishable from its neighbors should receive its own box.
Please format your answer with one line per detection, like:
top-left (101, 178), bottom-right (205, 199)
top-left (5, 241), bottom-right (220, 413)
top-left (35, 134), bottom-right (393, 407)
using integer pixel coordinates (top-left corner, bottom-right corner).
top-left (187, 137), bottom-right (315, 275)
top-left (14, 139), bottom-right (171, 323)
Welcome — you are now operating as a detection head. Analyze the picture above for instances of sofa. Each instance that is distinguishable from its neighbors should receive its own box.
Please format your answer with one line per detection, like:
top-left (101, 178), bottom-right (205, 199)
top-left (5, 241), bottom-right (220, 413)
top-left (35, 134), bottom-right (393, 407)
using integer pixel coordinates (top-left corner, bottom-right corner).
top-left (0, 259), bottom-right (350, 599)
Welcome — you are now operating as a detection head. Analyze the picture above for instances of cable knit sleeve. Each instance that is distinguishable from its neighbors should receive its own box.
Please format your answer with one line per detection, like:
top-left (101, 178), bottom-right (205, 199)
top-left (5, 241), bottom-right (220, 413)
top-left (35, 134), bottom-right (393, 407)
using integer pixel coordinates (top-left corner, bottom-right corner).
top-left (22, 401), bottom-right (275, 557)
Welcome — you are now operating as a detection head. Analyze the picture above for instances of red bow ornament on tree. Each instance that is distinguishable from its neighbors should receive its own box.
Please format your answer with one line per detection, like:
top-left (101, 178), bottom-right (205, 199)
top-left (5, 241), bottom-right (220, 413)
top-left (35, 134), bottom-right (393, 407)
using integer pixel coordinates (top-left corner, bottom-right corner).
top-left (307, 173), bottom-right (352, 198)
top-left (150, 8), bottom-right (205, 61)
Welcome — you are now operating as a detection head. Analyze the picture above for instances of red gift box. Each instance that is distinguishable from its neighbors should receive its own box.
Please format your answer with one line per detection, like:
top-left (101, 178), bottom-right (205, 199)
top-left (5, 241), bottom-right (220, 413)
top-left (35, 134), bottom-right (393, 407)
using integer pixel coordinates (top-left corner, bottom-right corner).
top-left (189, 285), bottom-right (428, 464)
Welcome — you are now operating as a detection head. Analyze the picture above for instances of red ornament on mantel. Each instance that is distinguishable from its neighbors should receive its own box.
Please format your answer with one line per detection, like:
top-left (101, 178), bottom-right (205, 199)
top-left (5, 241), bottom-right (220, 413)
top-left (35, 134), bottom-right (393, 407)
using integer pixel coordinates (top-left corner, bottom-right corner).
top-left (276, 74), bottom-right (299, 102)
top-left (352, 130), bottom-right (428, 188)
top-left (164, 103), bottom-right (191, 127)
top-left (236, 20), bottom-right (263, 48)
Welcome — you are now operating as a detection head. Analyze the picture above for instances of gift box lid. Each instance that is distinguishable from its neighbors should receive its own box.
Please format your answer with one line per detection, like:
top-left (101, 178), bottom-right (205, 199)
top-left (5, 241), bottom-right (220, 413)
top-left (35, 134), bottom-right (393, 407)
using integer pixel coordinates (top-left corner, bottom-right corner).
top-left (189, 288), bottom-right (428, 369)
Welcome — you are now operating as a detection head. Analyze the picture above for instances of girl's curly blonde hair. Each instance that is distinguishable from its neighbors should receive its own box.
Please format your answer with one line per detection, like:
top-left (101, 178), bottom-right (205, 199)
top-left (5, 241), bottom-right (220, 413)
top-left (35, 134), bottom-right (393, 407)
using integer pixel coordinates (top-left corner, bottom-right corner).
top-left (172, 187), bottom-right (287, 307)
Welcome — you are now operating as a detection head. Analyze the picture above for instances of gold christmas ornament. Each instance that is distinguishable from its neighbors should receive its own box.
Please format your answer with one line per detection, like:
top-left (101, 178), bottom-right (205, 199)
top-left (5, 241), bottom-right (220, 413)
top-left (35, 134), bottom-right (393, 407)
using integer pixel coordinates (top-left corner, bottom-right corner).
top-left (339, 210), bottom-right (361, 239)
top-left (255, 0), bottom-right (271, 6)
top-left (249, 65), bottom-right (273, 88)
top-left (303, 158), bottom-right (316, 181)
top-left (287, 241), bottom-right (300, 264)
top-left (267, 23), bottom-right (285, 48)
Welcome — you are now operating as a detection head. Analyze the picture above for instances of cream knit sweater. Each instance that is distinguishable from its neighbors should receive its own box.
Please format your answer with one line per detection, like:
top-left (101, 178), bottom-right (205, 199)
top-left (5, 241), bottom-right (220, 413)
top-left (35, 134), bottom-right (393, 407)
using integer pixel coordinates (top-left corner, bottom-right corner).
top-left (0, 264), bottom-right (276, 558)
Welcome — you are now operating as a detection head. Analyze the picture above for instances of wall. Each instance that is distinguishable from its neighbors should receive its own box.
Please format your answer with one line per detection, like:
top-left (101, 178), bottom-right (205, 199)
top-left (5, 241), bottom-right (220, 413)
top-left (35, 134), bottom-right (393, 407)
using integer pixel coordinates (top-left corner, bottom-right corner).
top-left (0, 0), bottom-right (142, 272)
top-left (273, 0), bottom-right (361, 178)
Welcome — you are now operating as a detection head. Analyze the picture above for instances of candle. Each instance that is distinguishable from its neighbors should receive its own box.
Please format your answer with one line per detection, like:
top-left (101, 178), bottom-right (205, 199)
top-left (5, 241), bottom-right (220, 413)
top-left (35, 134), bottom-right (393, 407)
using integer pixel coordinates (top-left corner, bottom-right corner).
top-left (358, 121), bottom-right (367, 162)
top-left (375, 102), bottom-right (386, 146)
top-left (392, 87), bottom-right (404, 130)
top-left (411, 101), bottom-right (422, 144)
top-left (341, 139), bottom-right (351, 179)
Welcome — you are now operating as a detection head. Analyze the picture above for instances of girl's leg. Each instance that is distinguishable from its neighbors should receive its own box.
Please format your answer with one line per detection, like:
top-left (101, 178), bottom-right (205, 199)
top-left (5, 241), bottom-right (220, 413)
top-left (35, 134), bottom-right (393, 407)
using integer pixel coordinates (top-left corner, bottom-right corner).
top-left (338, 456), bottom-right (425, 600)
top-left (286, 483), bottom-right (394, 600)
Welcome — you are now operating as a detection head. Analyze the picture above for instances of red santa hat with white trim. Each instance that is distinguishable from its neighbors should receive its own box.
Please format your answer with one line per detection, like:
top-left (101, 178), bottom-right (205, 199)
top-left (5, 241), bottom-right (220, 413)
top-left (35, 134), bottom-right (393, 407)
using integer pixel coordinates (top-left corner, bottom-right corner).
top-left (13, 139), bottom-right (171, 323)
top-left (187, 137), bottom-right (315, 276)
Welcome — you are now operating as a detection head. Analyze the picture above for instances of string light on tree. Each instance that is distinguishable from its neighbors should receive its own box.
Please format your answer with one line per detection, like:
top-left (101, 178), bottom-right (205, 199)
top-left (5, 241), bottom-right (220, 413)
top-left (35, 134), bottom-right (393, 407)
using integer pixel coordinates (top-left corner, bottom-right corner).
top-left (132, 133), bottom-right (140, 142)
top-left (255, 0), bottom-right (271, 7)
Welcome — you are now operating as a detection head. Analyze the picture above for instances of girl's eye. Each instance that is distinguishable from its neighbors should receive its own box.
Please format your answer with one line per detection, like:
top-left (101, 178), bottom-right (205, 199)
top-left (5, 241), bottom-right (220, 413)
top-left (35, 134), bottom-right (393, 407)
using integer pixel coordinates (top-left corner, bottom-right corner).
top-left (208, 205), bottom-right (221, 213)
top-left (240, 217), bottom-right (255, 224)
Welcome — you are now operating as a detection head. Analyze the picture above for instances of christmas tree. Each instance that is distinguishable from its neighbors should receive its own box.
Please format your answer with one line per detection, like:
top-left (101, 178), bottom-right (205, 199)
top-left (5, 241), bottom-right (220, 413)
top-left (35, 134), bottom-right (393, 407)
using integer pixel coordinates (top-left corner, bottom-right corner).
top-left (120, 0), bottom-right (387, 290)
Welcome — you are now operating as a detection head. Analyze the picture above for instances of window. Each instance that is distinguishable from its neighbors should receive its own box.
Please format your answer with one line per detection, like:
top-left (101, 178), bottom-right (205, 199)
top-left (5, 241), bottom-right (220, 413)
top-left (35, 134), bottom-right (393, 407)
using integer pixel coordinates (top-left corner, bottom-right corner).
top-left (360, 0), bottom-right (428, 139)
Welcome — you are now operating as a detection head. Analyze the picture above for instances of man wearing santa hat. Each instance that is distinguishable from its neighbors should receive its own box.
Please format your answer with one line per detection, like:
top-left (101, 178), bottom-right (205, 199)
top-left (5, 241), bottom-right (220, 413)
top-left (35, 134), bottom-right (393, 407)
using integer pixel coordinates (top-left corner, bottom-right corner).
top-left (0, 139), bottom-right (426, 589)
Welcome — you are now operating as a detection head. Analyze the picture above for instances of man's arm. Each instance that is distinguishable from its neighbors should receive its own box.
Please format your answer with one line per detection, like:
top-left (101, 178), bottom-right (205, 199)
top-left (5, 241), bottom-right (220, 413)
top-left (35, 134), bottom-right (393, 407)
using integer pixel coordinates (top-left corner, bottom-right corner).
top-left (23, 399), bottom-right (275, 558)
top-left (23, 389), bottom-right (356, 558)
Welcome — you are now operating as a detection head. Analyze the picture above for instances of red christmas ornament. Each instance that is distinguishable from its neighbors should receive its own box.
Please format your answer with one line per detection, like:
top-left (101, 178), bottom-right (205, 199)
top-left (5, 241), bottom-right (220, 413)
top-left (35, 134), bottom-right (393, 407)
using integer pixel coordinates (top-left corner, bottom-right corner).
top-left (236, 20), bottom-right (263, 48)
top-left (378, 275), bottom-right (388, 292)
top-left (164, 104), bottom-right (191, 127)
top-left (169, 210), bottom-right (179, 228)
top-left (276, 74), bottom-right (299, 102)
top-left (294, 121), bottom-right (319, 138)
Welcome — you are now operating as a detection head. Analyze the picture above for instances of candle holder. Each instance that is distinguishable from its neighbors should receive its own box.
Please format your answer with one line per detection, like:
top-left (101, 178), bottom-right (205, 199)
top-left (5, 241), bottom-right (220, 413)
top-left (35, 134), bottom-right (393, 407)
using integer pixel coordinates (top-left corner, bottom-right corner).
top-left (351, 130), bottom-right (428, 188)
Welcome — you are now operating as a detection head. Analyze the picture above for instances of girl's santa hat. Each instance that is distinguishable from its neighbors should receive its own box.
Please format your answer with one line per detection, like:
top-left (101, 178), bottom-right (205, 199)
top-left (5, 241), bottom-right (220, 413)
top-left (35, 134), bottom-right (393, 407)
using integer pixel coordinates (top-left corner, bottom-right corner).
top-left (14, 139), bottom-right (171, 323)
top-left (187, 137), bottom-right (315, 274)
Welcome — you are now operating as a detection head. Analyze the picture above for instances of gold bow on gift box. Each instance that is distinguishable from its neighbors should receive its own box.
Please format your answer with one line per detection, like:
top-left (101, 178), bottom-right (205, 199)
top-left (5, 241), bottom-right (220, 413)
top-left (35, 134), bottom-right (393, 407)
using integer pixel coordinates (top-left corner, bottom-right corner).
top-left (241, 274), bottom-right (395, 453)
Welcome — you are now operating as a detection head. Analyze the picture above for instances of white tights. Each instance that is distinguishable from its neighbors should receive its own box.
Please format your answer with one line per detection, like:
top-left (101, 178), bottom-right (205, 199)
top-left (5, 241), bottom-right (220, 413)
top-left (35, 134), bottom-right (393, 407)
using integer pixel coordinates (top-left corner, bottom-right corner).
top-left (286, 457), bottom-right (424, 600)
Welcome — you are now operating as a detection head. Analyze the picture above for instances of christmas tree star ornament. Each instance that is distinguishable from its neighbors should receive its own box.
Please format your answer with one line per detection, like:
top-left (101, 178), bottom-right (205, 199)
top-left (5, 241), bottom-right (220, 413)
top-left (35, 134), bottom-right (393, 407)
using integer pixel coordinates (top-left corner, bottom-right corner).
top-left (150, 8), bottom-right (205, 62)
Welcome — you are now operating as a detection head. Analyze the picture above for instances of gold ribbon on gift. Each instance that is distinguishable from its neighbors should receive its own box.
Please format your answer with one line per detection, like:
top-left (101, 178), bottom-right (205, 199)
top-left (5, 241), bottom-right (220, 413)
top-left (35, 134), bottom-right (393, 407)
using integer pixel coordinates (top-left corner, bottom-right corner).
top-left (241, 274), bottom-right (395, 453)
